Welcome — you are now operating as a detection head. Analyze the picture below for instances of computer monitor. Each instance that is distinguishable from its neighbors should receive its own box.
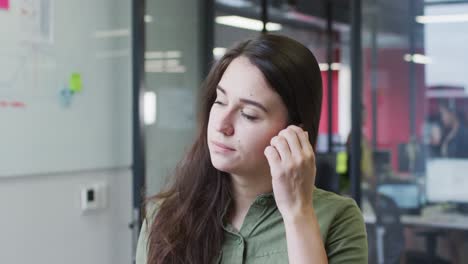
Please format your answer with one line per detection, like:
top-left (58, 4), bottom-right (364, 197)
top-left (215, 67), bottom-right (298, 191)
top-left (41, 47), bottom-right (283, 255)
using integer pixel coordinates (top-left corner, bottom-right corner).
top-left (426, 159), bottom-right (468, 203)
top-left (377, 182), bottom-right (422, 214)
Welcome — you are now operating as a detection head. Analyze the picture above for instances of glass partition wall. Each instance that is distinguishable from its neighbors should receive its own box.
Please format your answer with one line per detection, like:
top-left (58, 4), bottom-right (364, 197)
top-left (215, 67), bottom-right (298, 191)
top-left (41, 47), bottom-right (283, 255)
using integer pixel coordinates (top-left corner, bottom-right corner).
top-left (361, 0), bottom-right (468, 263)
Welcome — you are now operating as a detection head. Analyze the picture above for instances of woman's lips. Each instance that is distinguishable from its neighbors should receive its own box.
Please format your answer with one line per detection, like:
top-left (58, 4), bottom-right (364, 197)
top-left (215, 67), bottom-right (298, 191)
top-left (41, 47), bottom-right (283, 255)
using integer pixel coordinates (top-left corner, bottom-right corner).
top-left (211, 141), bottom-right (236, 153)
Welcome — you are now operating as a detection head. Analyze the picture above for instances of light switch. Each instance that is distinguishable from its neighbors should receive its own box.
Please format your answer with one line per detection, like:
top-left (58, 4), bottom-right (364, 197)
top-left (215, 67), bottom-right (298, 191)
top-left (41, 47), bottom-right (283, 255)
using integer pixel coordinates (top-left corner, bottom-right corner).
top-left (80, 182), bottom-right (107, 213)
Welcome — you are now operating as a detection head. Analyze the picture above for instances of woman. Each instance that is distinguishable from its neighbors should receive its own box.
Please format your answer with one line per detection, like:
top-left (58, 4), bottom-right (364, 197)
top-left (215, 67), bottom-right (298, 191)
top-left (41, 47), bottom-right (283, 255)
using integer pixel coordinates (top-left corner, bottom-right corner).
top-left (439, 101), bottom-right (468, 158)
top-left (136, 34), bottom-right (368, 264)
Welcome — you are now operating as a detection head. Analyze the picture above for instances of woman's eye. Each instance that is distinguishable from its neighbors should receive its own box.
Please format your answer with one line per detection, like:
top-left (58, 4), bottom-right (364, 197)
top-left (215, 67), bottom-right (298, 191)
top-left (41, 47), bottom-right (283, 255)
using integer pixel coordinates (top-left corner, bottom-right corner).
top-left (241, 112), bottom-right (258, 121)
top-left (214, 101), bottom-right (225, 105)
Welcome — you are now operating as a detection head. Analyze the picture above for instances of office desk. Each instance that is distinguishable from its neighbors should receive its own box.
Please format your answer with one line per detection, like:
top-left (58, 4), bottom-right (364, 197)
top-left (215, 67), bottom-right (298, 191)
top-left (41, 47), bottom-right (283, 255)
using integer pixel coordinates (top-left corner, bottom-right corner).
top-left (364, 211), bottom-right (468, 230)
top-left (362, 199), bottom-right (468, 230)
top-left (399, 213), bottom-right (468, 230)
top-left (362, 198), bottom-right (468, 263)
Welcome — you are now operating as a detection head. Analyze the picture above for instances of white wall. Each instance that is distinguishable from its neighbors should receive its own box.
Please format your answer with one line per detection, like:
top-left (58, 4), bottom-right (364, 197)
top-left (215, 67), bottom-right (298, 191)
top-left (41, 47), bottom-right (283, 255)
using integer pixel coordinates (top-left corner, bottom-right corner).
top-left (0, 1), bottom-right (133, 263)
top-left (0, 169), bottom-right (133, 264)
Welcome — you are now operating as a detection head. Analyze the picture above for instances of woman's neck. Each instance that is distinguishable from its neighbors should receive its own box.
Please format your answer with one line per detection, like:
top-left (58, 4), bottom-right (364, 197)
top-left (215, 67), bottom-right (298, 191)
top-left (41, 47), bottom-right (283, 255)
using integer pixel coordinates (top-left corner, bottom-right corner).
top-left (228, 172), bottom-right (272, 230)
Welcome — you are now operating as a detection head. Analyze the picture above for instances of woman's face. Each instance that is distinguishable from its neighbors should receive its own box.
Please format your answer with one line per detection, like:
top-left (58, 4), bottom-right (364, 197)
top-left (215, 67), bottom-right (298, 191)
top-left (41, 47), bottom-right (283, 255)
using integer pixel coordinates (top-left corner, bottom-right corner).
top-left (440, 106), bottom-right (454, 127)
top-left (430, 124), bottom-right (442, 144)
top-left (207, 56), bottom-right (289, 176)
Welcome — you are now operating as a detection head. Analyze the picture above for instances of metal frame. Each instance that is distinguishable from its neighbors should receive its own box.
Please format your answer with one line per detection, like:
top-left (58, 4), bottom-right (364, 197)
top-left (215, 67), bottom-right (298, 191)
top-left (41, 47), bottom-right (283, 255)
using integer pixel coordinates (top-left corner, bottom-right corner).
top-left (370, 0), bottom-right (378, 150)
top-left (131, 0), bottom-right (146, 246)
top-left (350, 0), bottom-right (363, 206)
top-left (201, 0), bottom-right (215, 78)
top-left (261, 0), bottom-right (268, 33)
top-left (409, 0), bottom-right (417, 141)
top-left (326, 0), bottom-right (334, 153)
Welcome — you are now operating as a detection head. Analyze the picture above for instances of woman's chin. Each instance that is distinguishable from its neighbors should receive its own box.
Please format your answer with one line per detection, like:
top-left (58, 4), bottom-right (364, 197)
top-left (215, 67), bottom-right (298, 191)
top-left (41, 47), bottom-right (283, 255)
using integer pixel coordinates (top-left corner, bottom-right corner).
top-left (210, 158), bottom-right (239, 174)
top-left (211, 161), bottom-right (235, 174)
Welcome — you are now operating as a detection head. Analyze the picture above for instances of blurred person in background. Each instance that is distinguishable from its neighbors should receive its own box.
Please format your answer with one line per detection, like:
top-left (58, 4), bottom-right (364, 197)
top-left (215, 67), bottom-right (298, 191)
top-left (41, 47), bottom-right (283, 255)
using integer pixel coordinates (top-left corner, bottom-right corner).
top-left (439, 101), bottom-right (468, 158)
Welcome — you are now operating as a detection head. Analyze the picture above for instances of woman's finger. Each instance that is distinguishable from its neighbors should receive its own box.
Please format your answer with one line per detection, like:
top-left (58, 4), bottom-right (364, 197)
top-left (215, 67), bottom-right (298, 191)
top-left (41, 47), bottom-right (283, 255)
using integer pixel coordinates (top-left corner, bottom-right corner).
top-left (279, 127), bottom-right (303, 157)
top-left (270, 136), bottom-right (291, 161)
top-left (290, 126), bottom-right (313, 152)
top-left (264, 145), bottom-right (281, 171)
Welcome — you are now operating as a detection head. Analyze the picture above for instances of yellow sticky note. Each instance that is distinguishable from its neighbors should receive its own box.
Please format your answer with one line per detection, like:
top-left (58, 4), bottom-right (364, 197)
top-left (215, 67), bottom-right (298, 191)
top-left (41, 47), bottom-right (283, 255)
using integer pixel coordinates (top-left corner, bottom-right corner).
top-left (69, 73), bottom-right (82, 93)
top-left (336, 151), bottom-right (348, 174)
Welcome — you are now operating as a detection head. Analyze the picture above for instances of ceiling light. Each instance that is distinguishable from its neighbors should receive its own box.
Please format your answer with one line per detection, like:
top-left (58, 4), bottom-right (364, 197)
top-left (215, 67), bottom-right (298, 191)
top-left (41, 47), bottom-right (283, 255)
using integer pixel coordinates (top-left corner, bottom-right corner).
top-left (319, 63), bottom-right (341, 71)
top-left (319, 63), bottom-right (329, 71)
top-left (404, 53), bottom-right (433, 64)
top-left (416, 14), bottom-right (468, 24)
top-left (144, 91), bottom-right (157, 125)
top-left (213, 47), bottom-right (227, 59)
top-left (216, 0), bottom-right (252, 8)
top-left (215, 16), bottom-right (282, 31)
top-left (94, 29), bottom-right (130, 38)
top-left (144, 15), bottom-right (153, 23)
top-left (331, 63), bottom-right (341, 70)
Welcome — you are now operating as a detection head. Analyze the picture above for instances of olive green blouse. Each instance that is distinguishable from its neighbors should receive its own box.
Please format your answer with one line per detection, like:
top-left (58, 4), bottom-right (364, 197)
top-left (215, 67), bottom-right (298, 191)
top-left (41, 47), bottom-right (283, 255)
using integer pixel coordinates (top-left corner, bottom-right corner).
top-left (136, 188), bottom-right (368, 264)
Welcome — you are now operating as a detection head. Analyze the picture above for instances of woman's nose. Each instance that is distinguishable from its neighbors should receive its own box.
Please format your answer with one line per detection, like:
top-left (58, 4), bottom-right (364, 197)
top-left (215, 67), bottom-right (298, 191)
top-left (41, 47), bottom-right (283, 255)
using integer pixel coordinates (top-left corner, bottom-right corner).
top-left (216, 110), bottom-right (234, 136)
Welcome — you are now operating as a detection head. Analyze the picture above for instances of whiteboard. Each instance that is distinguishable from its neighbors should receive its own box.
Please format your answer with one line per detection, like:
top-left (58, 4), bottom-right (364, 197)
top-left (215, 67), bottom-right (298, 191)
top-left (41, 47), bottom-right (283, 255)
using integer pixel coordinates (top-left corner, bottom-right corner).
top-left (0, 0), bottom-right (132, 177)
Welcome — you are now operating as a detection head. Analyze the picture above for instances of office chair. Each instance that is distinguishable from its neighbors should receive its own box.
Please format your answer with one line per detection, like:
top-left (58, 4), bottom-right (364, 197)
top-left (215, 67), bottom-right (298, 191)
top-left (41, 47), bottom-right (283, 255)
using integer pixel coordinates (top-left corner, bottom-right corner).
top-left (365, 190), bottom-right (405, 264)
top-left (366, 190), bottom-right (452, 264)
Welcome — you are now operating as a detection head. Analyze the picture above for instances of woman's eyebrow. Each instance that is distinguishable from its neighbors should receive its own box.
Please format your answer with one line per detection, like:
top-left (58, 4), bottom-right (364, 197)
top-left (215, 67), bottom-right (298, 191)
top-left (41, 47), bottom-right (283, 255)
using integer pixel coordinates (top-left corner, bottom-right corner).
top-left (217, 85), bottom-right (227, 95)
top-left (217, 85), bottom-right (268, 113)
top-left (239, 98), bottom-right (268, 113)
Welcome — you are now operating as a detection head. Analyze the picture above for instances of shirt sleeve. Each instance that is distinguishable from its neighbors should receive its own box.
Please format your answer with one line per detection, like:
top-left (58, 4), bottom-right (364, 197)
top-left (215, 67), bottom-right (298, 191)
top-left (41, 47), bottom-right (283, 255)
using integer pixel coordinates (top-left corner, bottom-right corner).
top-left (135, 219), bottom-right (149, 264)
top-left (326, 199), bottom-right (368, 264)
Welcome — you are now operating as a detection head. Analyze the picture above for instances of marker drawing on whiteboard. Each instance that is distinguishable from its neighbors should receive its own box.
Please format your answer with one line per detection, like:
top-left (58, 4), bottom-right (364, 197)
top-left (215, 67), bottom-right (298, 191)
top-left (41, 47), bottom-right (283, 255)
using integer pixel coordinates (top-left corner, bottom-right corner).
top-left (59, 73), bottom-right (84, 107)
top-left (69, 73), bottom-right (83, 93)
top-left (0, 100), bottom-right (27, 109)
top-left (0, 0), bottom-right (9, 10)
top-left (60, 88), bottom-right (73, 107)
top-left (11, 101), bottom-right (26, 108)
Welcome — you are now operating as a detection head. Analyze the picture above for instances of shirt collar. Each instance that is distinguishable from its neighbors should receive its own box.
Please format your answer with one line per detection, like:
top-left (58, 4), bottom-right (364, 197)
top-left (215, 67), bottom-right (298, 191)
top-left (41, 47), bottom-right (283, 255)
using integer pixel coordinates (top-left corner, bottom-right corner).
top-left (220, 192), bottom-right (276, 223)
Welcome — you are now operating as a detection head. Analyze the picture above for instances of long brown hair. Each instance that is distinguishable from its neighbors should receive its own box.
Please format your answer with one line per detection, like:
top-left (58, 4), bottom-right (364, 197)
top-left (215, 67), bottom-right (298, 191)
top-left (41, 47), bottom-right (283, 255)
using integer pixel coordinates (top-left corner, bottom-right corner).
top-left (145, 34), bottom-right (323, 264)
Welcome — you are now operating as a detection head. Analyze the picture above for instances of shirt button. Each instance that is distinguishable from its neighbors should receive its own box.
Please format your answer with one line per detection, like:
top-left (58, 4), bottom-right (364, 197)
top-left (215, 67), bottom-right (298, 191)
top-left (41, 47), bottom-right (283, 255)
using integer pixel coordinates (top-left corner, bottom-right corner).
top-left (237, 237), bottom-right (243, 245)
top-left (258, 198), bottom-right (267, 206)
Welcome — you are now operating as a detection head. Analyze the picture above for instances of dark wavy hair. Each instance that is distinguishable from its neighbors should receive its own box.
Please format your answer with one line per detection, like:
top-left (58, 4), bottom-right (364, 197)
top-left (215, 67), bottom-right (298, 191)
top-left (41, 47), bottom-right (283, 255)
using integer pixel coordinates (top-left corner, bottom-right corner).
top-left (145, 34), bottom-right (323, 264)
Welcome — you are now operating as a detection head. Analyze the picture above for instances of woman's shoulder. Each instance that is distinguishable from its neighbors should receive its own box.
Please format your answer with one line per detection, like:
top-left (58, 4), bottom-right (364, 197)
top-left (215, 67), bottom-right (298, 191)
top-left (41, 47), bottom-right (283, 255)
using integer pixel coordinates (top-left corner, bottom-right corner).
top-left (144, 200), bottom-right (162, 221)
top-left (313, 187), bottom-right (359, 209)
top-left (135, 199), bottom-right (163, 264)
top-left (313, 188), bottom-right (368, 263)
top-left (312, 187), bottom-right (364, 233)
